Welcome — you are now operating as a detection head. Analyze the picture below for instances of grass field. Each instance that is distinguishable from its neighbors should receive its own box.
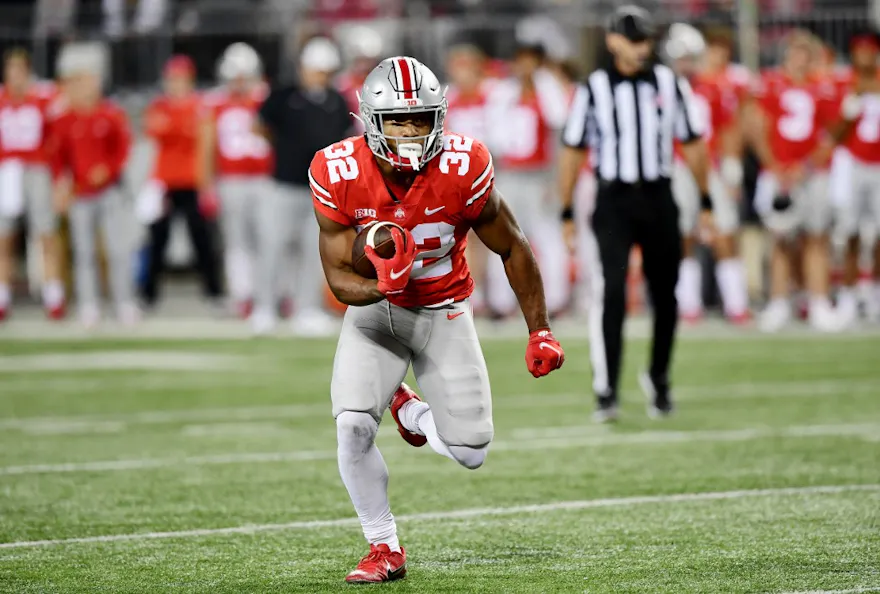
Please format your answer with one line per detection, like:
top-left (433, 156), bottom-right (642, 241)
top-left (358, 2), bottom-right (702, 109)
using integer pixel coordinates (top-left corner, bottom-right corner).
top-left (0, 329), bottom-right (878, 593)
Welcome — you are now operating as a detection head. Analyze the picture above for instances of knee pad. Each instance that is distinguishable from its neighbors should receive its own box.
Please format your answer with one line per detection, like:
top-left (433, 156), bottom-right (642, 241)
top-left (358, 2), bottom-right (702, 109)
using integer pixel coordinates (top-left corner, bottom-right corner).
top-left (448, 444), bottom-right (489, 470)
top-left (336, 411), bottom-right (378, 458)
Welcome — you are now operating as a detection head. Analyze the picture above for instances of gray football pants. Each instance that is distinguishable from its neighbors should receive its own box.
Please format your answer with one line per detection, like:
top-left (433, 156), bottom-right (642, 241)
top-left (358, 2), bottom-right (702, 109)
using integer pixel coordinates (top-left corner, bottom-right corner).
top-left (331, 299), bottom-right (494, 448)
top-left (272, 183), bottom-right (323, 313)
top-left (68, 187), bottom-right (134, 309)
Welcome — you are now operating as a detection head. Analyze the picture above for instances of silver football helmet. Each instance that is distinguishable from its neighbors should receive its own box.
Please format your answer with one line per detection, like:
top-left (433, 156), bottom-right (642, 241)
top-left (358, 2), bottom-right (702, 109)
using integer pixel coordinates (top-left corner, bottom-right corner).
top-left (358, 56), bottom-right (447, 171)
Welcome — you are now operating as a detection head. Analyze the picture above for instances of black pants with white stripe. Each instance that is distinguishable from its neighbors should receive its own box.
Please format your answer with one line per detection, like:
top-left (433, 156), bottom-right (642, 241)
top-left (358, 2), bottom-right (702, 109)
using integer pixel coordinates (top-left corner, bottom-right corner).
top-left (589, 180), bottom-right (682, 400)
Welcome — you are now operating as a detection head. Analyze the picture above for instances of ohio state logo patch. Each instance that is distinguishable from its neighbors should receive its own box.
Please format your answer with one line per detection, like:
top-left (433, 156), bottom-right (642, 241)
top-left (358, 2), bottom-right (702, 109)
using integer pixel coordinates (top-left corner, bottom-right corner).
top-left (394, 207), bottom-right (406, 220)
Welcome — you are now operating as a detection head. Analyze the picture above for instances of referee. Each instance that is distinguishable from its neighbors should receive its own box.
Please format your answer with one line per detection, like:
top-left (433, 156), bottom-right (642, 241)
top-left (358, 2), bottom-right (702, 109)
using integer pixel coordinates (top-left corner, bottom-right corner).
top-left (558, 5), bottom-right (711, 423)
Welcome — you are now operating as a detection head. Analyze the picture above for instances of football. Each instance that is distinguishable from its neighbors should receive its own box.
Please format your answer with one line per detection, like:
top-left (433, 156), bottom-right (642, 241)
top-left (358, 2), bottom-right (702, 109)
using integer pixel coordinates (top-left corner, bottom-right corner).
top-left (351, 221), bottom-right (405, 279)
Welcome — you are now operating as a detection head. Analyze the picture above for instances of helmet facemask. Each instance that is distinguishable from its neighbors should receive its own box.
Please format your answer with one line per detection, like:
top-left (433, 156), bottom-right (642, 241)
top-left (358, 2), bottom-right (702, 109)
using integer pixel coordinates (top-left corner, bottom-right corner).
top-left (359, 98), bottom-right (447, 171)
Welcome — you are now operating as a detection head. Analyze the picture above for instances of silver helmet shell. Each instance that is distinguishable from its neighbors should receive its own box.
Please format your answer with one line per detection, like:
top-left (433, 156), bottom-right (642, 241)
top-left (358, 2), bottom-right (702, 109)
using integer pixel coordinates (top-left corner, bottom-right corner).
top-left (358, 56), bottom-right (447, 170)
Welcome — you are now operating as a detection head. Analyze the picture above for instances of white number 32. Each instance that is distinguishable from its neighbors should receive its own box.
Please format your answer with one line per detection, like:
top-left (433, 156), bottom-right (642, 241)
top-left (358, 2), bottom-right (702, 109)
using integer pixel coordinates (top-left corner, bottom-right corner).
top-left (439, 134), bottom-right (473, 176)
top-left (325, 140), bottom-right (359, 184)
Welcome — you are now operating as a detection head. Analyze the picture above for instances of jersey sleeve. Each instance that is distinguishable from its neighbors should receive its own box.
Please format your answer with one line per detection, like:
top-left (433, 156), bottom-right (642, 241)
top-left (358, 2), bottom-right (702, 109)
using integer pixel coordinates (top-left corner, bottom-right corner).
top-left (460, 139), bottom-right (495, 222)
top-left (309, 150), bottom-right (353, 226)
top-left (674, 76), bottom-right (704, 143)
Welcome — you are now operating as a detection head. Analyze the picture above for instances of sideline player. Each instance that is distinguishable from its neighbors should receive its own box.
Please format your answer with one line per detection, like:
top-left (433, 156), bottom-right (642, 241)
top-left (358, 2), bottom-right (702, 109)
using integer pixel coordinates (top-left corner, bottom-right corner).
top-left (309, 56), bottom-right (565, 583)
top-left (665, 24), bottom-right (750, 323)
top-left (444, 43), bottom-right (495, 313)
top-left (829, 30), bottom-right (880, 324)
top-left (750, 31), bottom-right (839, 332)
top-left (199, 43), bottom-right (274, 330)
top-left (0, 48), bottom-right (65, 321)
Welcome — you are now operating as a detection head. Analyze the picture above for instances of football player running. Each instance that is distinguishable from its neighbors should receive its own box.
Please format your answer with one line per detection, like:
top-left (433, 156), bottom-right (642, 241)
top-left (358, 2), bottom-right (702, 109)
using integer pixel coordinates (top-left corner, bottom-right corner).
top-left (309, 56), bottom-right (565, 584)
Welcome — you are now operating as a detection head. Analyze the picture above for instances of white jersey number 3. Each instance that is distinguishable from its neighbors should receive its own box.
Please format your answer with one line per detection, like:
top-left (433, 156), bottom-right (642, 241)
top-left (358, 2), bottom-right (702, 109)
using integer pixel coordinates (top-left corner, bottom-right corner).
top-left (778, 89), bottom-right (816, 142)
top-left (325, 140), bottom-right (359, 183)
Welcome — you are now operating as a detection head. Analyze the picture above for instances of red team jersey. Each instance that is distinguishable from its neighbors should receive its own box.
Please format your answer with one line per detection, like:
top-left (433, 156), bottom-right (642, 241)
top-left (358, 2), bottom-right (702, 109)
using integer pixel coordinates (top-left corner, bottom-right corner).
top-left (202, 90), bottom-right (273, 177)
top-left (753, 69), bottom-right (837, 167)
top-left (833, 67), bottom-right (880, 164)
top-left (309, 134), bottom-right (495, 308)
top-left (674, 74), bottom-right (736, 162)
top-left (445, 82), bottom-right (494, 145)
top-left (0, 82), bottom-right (57, 164)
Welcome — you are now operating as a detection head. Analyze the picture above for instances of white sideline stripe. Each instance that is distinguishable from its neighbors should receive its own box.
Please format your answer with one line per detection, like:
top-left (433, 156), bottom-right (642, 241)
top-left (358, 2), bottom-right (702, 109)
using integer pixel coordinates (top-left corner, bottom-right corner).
top-left (0, 484), bottom-right (876, 550)
top-left (783, 586), bottom-right (880, 594)
top-left (4, 378), bottom-right (877, 433)
top-left (1, 422), bottom-right (875, 476)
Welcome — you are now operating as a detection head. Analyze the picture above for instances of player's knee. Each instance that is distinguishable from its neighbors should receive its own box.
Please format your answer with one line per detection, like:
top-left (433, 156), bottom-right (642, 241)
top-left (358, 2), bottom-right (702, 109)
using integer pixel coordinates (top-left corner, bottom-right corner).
top-left (335, 411), bottom-right (378, 458)
top-left (448, 444), bottom-right (489, 470)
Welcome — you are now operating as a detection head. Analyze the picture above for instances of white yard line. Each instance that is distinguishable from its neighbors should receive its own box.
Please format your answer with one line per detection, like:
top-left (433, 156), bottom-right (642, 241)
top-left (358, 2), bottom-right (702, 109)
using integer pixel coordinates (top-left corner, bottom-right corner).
top-left (3, 378), bottom-right (878, 435)
top-left (776, 588), bottom-right (880, 594)
top-left (0, 484), bottom-right (876, 550)
top-left (1, 422), bottom-right (876, 477)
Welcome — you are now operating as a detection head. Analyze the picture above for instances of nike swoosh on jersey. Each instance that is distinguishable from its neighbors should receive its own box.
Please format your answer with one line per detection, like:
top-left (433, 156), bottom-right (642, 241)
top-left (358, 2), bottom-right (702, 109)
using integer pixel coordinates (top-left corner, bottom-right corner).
top-left (447, 311), bottom-right (464, 320)
top-left (424, 206), bottom-right (445, 216)
top-left (389, 262), bottom-right (413, 280)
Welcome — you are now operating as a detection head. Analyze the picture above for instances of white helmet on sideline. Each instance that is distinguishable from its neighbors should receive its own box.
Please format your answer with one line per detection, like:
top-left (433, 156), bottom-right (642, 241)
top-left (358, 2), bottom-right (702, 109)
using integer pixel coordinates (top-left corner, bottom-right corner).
top-left (664, 23), bottom-right (706, 62)
top-left (217, 42), bottom-right (262, 81)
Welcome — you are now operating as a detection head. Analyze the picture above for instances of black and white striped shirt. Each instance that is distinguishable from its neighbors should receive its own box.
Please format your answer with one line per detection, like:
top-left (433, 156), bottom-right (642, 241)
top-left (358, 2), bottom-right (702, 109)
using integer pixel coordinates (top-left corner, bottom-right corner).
top-left (562, 62), bottom-right (704, 184)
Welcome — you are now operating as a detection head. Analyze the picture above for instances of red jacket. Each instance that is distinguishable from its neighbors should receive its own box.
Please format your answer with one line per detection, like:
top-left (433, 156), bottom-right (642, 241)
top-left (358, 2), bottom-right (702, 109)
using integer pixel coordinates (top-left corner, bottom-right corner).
top-left (51, 100), bottom-right (131, 197)
top-left (145, 94), bottom-right (200, 189)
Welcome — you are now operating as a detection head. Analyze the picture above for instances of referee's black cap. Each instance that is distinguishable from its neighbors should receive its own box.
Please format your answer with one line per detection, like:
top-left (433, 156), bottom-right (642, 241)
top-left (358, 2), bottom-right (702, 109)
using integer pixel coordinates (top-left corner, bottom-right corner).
top-left (607, 5), bottom-right (656, 43)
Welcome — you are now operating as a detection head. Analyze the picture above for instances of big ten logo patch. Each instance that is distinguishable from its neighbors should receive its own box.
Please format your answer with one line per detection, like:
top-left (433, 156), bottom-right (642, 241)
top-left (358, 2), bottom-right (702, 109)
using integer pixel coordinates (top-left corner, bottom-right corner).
top-left (354, 208), bottom-right (377, 219)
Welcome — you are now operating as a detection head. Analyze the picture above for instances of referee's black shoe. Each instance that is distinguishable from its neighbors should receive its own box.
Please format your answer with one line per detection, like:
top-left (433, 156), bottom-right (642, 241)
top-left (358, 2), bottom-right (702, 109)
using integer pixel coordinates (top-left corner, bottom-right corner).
top-left (592, 392), bottom-right (619, 424)
top-left (639, 372), bottom-right (674, 419)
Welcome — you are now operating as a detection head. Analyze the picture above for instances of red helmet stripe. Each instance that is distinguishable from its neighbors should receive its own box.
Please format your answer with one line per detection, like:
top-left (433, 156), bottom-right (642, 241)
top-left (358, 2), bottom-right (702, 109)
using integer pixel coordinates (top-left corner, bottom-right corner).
top-left (396, 57), bottom-right (415, 99)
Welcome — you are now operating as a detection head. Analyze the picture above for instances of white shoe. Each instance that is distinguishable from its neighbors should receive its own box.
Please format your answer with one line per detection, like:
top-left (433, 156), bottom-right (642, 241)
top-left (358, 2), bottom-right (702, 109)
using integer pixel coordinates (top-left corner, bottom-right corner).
top-left (290, 309), bottom-right (337, 337)
top-left (118, 302), bottom-right (141, 326)
top-left (250, 309), bottom-right (277, 336)
top-left (836, 290), bottom-right (859, 329)
top-left (79, 305), bottom-right (100, 329)
top-left (759, 299), bottom-right (791, 333)
top-left (809, 299), bottom-right (842, 333)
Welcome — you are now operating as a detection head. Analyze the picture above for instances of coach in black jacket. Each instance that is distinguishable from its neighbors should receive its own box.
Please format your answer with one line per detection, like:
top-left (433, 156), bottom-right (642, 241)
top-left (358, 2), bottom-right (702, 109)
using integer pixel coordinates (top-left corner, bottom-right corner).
top-left (558, 5), bottom-right (712, 423)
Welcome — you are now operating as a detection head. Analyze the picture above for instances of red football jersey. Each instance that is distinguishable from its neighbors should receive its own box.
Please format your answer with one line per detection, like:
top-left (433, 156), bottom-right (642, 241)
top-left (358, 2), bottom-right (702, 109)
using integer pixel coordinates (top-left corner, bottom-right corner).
top-left (50, 100), bottom-right (131, 197)
top-left (310, 134), bottom-right (495, 308)
top-left (203, 90), bottom-right (273, 177)
top-left (674, 74), bottom-right (736, 162)
top-left (445, 81), bottom-right (495, 145)
top-left (753, 69), bottom-right (837, 167)
top-left (0, 82), bottom-right (57, 164)
top-left (833, 68), bottom-right (880, 164)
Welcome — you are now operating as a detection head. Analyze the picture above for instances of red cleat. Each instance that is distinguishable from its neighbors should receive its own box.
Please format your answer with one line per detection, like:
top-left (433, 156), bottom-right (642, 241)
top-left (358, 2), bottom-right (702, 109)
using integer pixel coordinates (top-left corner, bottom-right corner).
top-left (390, 383), bottom-right (427, 448)
top-left (345, 544), bottom-right (406, 584)
top-left (46, 303), bottom-right (66, 321)
top-left (236, 299), bottom-right (254, 320)
top-left (727, 311), bottom-right (752, 326)
top-left (680, 311), bottom-right (703, 325)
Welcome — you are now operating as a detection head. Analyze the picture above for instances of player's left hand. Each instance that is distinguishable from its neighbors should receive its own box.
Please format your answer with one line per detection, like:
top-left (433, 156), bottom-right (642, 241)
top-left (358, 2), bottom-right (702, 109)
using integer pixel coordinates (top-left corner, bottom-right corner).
top-left (366, 227), bottom-right (417, 296)
top-left (526, 329), bottom-right (565, 378)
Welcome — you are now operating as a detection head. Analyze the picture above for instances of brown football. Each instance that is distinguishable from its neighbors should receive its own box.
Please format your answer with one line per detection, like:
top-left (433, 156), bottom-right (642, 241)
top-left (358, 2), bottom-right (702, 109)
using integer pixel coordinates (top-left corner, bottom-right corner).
top-left (351, 222), bottom-right (404, 279)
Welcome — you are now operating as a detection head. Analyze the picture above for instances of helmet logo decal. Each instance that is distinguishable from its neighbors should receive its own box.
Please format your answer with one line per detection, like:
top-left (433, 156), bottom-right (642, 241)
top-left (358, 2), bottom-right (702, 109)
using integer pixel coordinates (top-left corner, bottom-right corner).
top-left (390, 57), bottom-right (421, 100)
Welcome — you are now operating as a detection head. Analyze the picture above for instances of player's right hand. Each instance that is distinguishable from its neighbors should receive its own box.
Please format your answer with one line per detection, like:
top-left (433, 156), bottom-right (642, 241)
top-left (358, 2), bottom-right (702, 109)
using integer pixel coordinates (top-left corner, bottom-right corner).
top-left (562, 219), bottom-right (577, 255)
top-left (366, 227), bottom-right (417, 296)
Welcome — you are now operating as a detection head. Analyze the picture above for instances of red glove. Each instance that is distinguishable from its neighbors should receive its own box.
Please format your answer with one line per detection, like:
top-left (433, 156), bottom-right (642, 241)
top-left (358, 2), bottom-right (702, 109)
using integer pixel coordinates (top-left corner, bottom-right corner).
top-left (198, 187), bottom-right (219, 220)
top-left (526, 329), bottom-right (565, 378)
top-left (365, 227), bottom-right (417, 296)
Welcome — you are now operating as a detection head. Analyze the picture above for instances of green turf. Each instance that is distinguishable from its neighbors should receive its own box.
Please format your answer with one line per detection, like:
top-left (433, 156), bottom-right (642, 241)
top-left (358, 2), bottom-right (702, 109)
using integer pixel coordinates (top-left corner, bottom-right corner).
top-left (0, 334), bottom-right (879, 593)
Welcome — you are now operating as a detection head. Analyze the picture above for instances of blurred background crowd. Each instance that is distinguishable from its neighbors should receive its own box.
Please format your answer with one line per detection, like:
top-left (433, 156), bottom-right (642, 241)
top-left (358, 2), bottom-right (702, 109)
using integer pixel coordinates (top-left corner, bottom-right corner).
top-left (1, 0), bottom-right (879, 335)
